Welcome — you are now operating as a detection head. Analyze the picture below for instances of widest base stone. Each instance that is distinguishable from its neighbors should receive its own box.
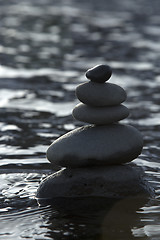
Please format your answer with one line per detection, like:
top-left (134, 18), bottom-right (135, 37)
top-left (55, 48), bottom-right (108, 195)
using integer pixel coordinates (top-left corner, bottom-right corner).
top-left (37, 165), bottom-right (152, 200)
top-left (47, 124), bottom-right (143, 168)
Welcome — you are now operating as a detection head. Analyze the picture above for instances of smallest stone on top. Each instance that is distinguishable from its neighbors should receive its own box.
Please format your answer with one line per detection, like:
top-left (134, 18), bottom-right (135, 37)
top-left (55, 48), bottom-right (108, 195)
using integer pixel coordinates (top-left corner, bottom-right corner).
top-left (86, 64), bottom-right (112, 83)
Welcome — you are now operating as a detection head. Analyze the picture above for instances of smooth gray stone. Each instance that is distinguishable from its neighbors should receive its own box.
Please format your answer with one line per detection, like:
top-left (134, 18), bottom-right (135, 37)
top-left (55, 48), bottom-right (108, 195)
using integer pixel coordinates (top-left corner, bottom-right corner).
top-left (76, 82), bottom-right (127, 106)
top-left (86, 64), bottom-right (112, 83)
top-left (72, 103), bottom-right (129, 125)
top-left (37, 165), bottom-right (152, 199)
top-left (47, 124), bottom-right (143, 168)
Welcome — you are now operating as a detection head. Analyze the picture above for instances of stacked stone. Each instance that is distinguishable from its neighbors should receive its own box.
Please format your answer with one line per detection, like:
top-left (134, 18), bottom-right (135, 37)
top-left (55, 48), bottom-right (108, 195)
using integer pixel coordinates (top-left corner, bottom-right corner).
top-left (46, 65), bottom-right (143, 167)
top-left (37, 65), bottom-right (148, 200)
top-left (73, 65), bottom-right (129, 126)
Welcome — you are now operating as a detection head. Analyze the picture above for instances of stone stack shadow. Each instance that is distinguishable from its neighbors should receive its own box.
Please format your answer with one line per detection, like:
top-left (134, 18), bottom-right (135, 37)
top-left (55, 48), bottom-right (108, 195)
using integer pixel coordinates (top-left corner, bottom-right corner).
top-left (37, 65), bottom-right (151, 200)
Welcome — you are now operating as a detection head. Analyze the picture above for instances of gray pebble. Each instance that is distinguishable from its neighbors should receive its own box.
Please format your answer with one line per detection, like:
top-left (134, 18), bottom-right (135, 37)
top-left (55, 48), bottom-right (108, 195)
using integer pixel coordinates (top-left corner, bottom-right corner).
top-left (47, 124), bottom-right (143, 168)
top-left (76, 82), bottom-right (127, 106)
top-left (72, 103), bottom-right (129, 125)
top-left (86, 64), bottom-right (112, 83)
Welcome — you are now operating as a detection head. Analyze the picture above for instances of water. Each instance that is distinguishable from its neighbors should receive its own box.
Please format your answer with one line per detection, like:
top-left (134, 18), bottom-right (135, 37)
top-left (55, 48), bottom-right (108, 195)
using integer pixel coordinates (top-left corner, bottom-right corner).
top-left (0, 0), bottom-right (160, 239)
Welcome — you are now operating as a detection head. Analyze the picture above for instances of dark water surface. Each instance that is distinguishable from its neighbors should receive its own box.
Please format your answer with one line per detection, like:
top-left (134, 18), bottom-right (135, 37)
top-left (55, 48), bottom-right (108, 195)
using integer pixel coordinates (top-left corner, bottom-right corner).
top-left (0, 0), bottom-right (160, 239)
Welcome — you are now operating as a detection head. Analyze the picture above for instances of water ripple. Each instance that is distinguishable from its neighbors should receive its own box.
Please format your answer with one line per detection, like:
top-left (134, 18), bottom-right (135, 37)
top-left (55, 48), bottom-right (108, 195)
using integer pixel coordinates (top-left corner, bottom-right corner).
top-left (0, 0), bottom-right (160, 239)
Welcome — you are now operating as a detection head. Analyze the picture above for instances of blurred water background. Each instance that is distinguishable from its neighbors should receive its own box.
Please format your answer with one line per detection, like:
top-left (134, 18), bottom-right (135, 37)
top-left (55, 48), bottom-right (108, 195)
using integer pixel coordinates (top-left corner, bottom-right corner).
top-left (1, 0), bottom-right (160, 239)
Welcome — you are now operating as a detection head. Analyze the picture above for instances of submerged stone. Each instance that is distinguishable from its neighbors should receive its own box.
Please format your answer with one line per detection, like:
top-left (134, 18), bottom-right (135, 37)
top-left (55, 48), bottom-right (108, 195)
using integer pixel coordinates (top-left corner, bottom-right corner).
top-left (72, 103), bottom-right (129, 125)
top-left (76, 82), bottom-right (127, 106)
top-left (47, 124), bottom-right (143, 168)
top-left (37, 165), bottom-right (151, 199)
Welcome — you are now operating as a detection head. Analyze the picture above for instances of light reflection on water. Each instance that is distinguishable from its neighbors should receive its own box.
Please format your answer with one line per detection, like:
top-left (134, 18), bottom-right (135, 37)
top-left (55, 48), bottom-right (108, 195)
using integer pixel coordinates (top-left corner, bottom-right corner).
top-left (0, 0), bottom-right (160, 239)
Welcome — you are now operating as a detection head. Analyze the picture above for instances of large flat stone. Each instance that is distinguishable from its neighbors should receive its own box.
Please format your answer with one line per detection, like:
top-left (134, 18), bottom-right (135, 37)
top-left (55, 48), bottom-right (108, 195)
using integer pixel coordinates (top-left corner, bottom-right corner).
top-left (72, 103), bottom-right (129, 125)
top-left (37, 165), bottom-right (152, 199)
top-left (76, 82), bottom-right (127, 106)
top-left (47, 124), bottom-right (143, 168)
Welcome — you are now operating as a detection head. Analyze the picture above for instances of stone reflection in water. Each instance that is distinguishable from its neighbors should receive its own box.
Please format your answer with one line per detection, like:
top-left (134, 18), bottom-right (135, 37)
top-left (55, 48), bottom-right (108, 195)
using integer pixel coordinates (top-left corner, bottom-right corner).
top-left (39, 196), bottom-right (148, 239)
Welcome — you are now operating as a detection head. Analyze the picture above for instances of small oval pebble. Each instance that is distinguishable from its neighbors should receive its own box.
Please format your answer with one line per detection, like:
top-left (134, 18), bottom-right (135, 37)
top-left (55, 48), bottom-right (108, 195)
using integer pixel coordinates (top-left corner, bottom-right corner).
top-left (86, 64), bottom-right (112, 83)
top-left (72, 103), bottom-right (129, 125)
top-left (76, 82), bottom-right (127, 106)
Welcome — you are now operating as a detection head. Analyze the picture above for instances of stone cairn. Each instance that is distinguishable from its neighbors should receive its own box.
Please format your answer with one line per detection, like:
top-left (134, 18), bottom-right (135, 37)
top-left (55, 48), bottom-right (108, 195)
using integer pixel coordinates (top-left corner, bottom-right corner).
top-left (37, 64), bottom-right (149, 200)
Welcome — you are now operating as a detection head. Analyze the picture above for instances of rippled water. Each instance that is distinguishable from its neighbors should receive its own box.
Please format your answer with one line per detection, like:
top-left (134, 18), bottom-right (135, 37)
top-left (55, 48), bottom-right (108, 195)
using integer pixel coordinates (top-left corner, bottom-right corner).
top-left (1, 0), bottom-right (160, 239)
